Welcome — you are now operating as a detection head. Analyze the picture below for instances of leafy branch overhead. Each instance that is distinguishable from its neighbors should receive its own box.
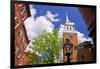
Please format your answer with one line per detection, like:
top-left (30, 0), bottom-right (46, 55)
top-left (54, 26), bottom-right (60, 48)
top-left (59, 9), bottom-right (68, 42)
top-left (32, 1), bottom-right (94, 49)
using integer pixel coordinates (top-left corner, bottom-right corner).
top-left (30, 29), bottom-right (63, 64)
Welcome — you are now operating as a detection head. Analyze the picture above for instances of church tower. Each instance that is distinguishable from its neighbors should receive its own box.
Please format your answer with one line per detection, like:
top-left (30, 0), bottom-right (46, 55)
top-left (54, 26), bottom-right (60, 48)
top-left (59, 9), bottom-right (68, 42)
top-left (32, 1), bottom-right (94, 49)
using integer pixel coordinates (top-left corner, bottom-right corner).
top-left (63, 14), bottom-right (78, 63)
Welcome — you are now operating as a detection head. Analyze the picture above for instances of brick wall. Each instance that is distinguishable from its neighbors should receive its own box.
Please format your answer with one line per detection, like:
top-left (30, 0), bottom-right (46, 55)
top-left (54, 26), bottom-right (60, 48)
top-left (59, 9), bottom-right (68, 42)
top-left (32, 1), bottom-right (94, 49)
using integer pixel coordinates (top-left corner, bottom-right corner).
top-left (14, 3), bottom-right (30, 65)
top-left (63, 32), bottom-right (78, 63)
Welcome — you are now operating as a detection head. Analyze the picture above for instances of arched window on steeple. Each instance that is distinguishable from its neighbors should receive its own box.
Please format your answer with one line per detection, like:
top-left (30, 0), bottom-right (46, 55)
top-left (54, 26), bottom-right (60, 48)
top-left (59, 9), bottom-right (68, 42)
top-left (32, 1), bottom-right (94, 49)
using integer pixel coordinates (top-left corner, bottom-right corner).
top-left (67, 26), bottom-right (68, 31)
top-left (70, 26), bottom-right (72, 31)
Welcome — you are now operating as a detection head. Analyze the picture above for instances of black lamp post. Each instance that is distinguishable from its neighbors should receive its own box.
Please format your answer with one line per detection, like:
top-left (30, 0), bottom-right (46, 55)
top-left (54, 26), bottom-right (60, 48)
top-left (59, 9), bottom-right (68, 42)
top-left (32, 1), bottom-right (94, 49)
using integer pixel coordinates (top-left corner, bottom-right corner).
top-left (64, 38), bottom-right (73, 63)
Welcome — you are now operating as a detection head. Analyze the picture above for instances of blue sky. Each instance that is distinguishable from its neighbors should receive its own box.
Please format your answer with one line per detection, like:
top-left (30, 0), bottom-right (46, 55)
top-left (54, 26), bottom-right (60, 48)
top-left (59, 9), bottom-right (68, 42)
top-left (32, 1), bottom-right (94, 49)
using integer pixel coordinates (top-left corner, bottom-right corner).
top-left (32, 4), bottom-right (89, 38)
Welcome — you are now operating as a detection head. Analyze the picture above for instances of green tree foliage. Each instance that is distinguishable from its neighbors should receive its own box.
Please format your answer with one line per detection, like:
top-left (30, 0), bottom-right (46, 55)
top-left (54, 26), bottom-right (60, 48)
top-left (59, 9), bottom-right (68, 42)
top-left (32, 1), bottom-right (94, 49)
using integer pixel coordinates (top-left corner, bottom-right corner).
top-left (25, 51), bottom-right (38, 65)
top-left (31, 29), bottom-right (63, 64)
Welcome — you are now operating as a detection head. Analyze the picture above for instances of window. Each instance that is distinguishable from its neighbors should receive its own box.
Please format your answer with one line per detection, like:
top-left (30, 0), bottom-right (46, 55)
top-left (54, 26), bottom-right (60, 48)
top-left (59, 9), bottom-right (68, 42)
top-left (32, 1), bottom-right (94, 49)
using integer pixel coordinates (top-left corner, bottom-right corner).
top-left (73, 27), bottom-right (75, 31)
top-left (67, 26), bottom-right (68, 30)
top-left (70, 26), bottom-right (72, 31)
top-left (68, 26), bottom-right (70, 31)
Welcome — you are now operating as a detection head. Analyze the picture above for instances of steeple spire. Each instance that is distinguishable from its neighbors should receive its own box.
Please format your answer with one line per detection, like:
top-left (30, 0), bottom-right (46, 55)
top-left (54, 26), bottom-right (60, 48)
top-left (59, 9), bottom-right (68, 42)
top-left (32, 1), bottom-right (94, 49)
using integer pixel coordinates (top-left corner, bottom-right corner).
top-left (66, 12), bottom-right (69, 23)
top-left (64, 12), bottom-right (75, 32)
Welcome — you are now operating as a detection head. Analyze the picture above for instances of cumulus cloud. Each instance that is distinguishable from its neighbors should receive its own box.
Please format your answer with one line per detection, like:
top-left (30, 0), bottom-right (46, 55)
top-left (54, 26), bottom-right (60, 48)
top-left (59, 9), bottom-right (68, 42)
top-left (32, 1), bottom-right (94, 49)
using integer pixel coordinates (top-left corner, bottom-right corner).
top-left (76, 31), bottom-right (86, 43)
top-left (74, 31), bottom-right (92, 43)
top-left (24, 6), bottom-right (59, 40)
top-left (24, 17), bottom-right (38, 40)
top-left (45, 11), bottom-right (59, 22)
top-left (35, 16), bottom-right (54, 34)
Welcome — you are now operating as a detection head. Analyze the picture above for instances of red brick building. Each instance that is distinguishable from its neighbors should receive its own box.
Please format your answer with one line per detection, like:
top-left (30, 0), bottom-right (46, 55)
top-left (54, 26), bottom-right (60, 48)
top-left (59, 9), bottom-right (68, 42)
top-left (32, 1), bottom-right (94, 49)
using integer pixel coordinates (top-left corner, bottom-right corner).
top-left (14, 3), bottom-right (30, 65)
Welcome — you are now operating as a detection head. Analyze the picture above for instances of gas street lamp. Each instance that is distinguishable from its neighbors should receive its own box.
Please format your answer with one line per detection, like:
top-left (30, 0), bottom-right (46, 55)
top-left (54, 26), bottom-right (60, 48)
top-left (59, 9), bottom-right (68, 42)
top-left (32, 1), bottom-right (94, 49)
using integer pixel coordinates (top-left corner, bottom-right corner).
top-left (64, 38), bottom-right (73, 63)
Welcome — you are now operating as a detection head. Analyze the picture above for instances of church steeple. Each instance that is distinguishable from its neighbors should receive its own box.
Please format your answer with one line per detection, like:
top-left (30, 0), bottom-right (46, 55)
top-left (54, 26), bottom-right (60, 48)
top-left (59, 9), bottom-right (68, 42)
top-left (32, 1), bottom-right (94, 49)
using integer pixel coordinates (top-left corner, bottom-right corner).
top-left (64, 13), bottom-right (75, 32)
top-left (63, 13), bottom-right (78, 63)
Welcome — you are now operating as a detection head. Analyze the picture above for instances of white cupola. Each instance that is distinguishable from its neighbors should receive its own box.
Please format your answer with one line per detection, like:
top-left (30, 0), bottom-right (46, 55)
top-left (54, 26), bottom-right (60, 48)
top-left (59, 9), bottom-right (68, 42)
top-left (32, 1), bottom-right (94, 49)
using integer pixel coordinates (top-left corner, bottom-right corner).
top-left (63, 13), bottom-right (75, 33)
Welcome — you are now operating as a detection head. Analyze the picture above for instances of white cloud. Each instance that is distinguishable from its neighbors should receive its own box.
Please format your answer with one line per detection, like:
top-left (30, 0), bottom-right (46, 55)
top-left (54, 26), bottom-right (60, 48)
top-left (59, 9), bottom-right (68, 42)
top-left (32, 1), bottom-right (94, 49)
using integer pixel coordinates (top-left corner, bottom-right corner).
top-left (45, 11), bottom-right (59, 22)
top-left (76, 31), bottom-right (92, 43)
top-left (76, 31), bottom-right (86, 43)
top-left (24, 17), bottom-right (38, 40)
top-left (24, 7), bottom-right (59, 40)
top-left (35, 16), bottom-right (54, 34)
top-left (58, 24), bottom-right (64, 38)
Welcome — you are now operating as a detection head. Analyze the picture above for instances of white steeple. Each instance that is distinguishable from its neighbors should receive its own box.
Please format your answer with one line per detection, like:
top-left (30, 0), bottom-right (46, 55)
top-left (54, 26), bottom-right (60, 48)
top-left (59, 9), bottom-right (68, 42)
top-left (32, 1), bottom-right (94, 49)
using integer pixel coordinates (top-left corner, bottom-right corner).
top-left (66, 13), bottom-right (69, 23)
top-left (65, 13), bottom-right (73, 25)
top-left (64, 13), bottom-right (75, 32)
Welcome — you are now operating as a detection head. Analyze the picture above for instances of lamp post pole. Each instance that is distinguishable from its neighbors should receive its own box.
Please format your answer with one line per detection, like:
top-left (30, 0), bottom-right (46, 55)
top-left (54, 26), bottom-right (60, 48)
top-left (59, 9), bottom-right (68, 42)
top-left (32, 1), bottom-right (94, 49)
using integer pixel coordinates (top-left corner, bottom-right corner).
top-left (64, 38), bottom-right (73, 63)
